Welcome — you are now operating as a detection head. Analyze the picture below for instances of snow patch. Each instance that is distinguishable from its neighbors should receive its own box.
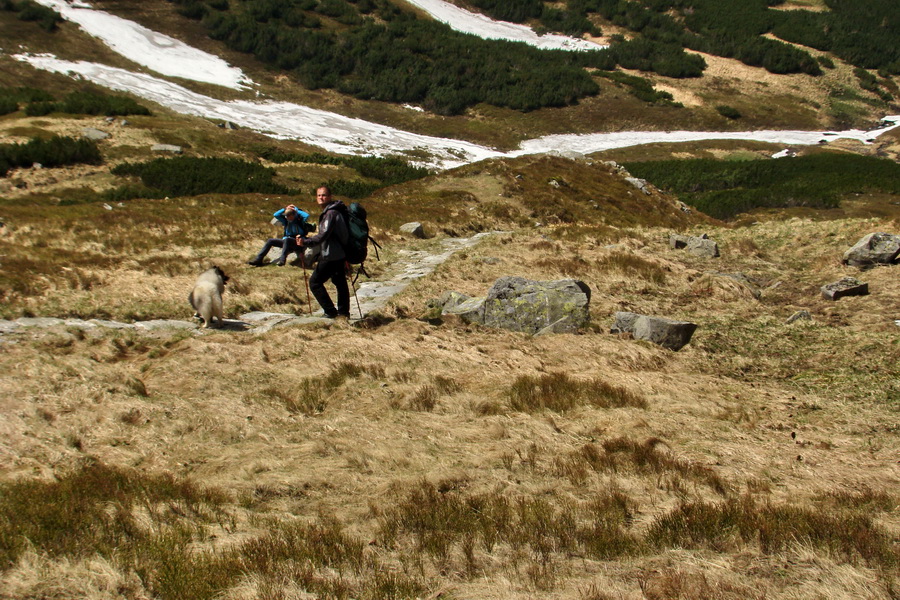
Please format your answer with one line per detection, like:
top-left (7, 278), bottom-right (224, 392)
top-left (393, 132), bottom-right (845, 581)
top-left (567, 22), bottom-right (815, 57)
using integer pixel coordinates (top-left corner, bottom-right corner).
top-left (32, 0), bottom-right (252, 90)
top-left (403, 0), bottom-right (607, 52)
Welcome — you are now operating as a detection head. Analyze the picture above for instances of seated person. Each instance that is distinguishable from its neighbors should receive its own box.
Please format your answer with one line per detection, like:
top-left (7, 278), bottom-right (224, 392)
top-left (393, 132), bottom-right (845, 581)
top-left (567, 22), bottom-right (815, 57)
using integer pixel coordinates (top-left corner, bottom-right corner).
top-left (247, 204), bottom-right (314, 266)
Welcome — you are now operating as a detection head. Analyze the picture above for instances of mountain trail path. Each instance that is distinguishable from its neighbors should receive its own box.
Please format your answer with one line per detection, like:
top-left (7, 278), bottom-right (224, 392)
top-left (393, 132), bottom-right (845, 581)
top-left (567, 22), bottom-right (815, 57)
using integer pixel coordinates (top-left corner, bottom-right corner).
top-left (0, 233), bottom-right (498, 339)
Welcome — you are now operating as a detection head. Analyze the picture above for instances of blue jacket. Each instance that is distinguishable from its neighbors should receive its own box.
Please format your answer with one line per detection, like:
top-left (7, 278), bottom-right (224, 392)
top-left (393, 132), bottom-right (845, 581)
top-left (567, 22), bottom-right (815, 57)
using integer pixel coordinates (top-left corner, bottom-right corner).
top-left (273, 207), bottom-right (310, 239)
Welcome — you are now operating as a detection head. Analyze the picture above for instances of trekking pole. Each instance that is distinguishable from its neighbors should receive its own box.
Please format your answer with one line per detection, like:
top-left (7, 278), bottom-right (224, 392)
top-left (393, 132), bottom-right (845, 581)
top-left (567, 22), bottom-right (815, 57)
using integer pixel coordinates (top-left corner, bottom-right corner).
top-left (300, 249), bottom-right (312, 315)
top-left (349, 264), bottom-right (363, 320)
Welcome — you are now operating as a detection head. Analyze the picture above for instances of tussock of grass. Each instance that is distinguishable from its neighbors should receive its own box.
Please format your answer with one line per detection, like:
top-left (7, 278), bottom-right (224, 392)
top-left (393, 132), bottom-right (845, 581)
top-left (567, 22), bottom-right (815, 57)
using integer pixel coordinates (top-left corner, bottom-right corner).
top-left (552, 438), bottom-right (729, 495)
top-left (0, 462), bottom-right (228, 569)
top-left (376, 480), bottom-right (642, 569)
top-left (507, 372), bottom-right (647, 413)
top-left (647, 497), bottom-right (899, 570)
top-left (596, 251), bottom-right (668, 284)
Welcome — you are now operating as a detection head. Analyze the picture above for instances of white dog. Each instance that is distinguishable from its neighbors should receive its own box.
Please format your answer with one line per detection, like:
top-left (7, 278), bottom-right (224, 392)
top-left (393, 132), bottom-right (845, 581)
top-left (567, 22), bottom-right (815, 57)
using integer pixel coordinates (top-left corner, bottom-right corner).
top-left (189, 266), bottom-right (229, 328)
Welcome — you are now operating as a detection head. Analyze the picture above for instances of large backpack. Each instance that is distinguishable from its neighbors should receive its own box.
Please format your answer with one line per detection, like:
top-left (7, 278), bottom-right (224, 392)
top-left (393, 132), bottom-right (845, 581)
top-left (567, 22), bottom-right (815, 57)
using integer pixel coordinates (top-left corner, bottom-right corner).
top-left (343, 202), bottom-right (381, 266)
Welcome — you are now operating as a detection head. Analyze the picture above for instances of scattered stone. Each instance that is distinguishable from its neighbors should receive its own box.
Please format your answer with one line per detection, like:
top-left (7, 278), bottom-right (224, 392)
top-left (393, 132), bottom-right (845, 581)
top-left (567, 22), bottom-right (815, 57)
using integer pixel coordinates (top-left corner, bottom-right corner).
top-left (772, 149), bottom-right (796, 159)
top-left (82, 127), bottom-right (110, 140)
top-left (687, 237), bottom-right (719, 258)
top-left (103, 203), bottom-right (113, 210)
top-left (437, 291), bottom-right (473, 313)
top-left (151, 144), bottom-right (183, 154)
top-left (625, 176), bottom-right (652, 195)
top-left (33, 163), bottom-right (42, 170)
top-left (121, 119), bottom-right (129, 126)
top-left (399, 222), bottom-right (426, 238)
top-left (442, 276), bottom-right (591, 335)
top-left (821, 277), bottom-right (868, 301)
top-left (842, 232), bottom-right (900, 268)
top-left (669, 234), bottom-right (690, 249)
top-left (786, 310), bottom-right (812, 324)
top-left (669, 234), bottom-right (719, 257)
top-left (611, 311), bottom-right (697, 351)
top-left (0, 320), bottom-right (19, 334)
top-left (549, 179), bottom-right (562, 188)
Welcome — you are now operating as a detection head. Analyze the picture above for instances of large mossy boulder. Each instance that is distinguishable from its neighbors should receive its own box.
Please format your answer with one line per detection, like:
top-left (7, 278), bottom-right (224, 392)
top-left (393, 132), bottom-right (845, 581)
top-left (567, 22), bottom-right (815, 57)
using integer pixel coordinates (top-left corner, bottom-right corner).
top-left (842, 232), bottom-right (900, 268)
top-left (442, 276), bottom-right (591, 334)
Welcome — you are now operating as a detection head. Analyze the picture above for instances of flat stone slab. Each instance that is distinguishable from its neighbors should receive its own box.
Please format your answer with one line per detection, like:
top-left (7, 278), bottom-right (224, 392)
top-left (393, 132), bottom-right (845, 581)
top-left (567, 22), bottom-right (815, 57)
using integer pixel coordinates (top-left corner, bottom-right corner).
top-left (821, 277), bottom-right (869, 301)
top-left (134, 319), bottom-right (199, 331)
top-left (16, 317), bottom-right (66, 328)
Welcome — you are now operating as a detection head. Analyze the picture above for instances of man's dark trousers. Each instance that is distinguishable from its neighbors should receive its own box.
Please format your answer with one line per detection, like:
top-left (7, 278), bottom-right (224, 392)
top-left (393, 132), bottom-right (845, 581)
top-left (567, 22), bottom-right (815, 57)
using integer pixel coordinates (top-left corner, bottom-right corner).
top-left (309, 259), bottom-right (350, 317)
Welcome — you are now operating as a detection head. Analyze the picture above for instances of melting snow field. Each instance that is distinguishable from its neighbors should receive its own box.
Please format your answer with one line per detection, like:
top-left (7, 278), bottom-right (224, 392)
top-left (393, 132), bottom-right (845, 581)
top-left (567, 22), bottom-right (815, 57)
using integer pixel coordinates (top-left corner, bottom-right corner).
top-left (32, 0), bottom-right (252, 90)
top-left (11, 3), bottom-right (900, 169)
top-left (402, 0), bottom-right (607, 51)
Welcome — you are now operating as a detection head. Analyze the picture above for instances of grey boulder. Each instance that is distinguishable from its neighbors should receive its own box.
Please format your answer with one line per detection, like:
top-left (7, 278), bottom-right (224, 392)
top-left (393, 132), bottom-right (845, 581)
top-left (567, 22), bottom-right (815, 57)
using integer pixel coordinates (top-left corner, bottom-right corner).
top-left (611, 311), bottom-right (697, 351)
top-left (399, 222), bottom-right (426, 238)
top-left (670, 234), bottom-right (719, 258)
top-left (442, 277), bottom-right (591, 334)
top-left (842, 232), bottom-right (900, 268)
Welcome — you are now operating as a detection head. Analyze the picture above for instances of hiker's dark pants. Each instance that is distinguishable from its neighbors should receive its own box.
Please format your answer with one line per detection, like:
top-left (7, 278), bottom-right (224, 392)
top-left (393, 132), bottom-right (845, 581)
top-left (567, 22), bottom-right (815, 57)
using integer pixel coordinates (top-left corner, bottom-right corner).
top-left (253, 238), bottom-right (298, 264)
top-left (309, 259), bottom-right (349, 317)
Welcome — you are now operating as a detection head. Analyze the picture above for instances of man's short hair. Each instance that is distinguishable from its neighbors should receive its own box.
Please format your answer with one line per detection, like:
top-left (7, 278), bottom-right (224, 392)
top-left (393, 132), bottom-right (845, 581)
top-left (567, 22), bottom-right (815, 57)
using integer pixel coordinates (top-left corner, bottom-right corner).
top-left (285, 208), bottom-right (296, 216)
top-left (317, 185), bottom-right (331, 196)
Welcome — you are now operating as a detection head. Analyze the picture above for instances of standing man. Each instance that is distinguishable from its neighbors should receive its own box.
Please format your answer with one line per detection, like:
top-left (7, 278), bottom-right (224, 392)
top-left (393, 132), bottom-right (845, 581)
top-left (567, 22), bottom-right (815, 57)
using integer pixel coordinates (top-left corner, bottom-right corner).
top-left (297, 186), bottom-right (350, 318)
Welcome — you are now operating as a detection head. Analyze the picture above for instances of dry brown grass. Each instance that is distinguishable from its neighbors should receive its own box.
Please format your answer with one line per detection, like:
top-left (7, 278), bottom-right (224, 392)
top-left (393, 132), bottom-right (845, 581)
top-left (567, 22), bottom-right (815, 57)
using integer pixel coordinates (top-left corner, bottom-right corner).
top-left (2, 130), bottom-right (900, 599)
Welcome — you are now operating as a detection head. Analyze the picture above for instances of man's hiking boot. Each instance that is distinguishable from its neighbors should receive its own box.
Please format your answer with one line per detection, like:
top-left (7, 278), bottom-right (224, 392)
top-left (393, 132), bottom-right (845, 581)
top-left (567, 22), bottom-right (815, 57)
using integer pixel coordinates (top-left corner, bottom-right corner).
top-left (247, 259), bottom-right (264, 266)
top-left (275, 261), bottom-right (285, 266)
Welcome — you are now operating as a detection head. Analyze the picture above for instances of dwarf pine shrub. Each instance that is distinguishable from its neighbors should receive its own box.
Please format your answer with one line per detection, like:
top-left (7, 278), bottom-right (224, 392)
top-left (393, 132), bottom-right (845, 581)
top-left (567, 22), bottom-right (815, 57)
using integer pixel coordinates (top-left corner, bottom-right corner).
top-left (0, 135), bottom-right (102, 176)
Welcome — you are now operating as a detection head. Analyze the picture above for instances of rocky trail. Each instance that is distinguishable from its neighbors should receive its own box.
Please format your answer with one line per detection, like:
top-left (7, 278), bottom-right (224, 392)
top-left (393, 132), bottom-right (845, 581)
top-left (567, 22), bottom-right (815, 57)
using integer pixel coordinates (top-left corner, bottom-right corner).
top-left (0, 233), bottom-right (497, 339)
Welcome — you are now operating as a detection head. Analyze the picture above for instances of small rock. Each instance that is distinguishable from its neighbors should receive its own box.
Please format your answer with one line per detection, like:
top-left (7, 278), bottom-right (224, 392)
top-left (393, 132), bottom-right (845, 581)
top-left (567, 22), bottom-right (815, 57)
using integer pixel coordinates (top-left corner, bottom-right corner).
top-left (399, 222), bottom-right (425, 238)
top-left (821, 277), bottom-right (868, 301)
top-left (786, 310), bottom-right (812, 324)
top-left (625, 176), bottom-right (651, 195)
top-left (611, 311), bottom-right (697, 351)
top-left (151, 144), bottom-right (183, 154)
top-left (82, 127), bottom-right (110, 140)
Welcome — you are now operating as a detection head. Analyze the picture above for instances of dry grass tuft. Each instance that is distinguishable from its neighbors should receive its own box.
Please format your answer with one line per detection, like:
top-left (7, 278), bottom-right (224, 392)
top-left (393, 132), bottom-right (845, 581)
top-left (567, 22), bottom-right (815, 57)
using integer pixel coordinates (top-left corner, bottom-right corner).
top-left (508, 372), bottom-right (647, 413)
